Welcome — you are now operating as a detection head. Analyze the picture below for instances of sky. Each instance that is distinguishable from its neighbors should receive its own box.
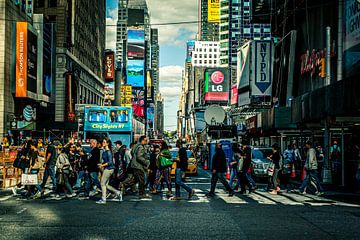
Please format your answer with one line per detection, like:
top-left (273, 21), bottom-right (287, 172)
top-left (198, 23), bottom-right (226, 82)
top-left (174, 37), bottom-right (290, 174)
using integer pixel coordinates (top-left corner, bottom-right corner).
top-left (105, 0), bottom-right (198, 130)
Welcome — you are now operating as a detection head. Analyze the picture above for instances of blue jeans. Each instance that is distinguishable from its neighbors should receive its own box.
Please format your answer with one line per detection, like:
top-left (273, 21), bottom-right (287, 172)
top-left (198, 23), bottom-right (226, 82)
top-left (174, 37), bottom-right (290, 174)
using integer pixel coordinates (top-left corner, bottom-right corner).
top-left (39, 165), bottom-right (57, 191)
top-left (246, 172), bottom-right (256, 187)
top-left (85, 172), bottom-right (101, 195)
top-left (299, 169), bottom-right (324, 193)
top-left (175, 168), bottom-right (192, 198)
top-left (74, 170), bottom-right (85, 188)
top-left (229, 168), bottom-right (240, 189)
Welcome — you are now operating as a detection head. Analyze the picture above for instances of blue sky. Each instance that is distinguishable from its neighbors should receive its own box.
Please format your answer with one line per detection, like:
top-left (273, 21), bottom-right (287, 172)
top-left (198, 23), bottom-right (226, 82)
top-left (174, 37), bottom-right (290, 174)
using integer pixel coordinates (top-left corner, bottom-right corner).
top-left (106, 0), bottom-right (198, 130)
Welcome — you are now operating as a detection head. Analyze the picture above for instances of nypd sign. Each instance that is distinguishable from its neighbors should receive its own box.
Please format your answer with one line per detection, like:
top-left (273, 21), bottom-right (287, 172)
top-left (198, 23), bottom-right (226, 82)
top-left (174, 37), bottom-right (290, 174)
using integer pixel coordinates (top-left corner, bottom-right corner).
top-left (251, 41), bottom-right (273, 96)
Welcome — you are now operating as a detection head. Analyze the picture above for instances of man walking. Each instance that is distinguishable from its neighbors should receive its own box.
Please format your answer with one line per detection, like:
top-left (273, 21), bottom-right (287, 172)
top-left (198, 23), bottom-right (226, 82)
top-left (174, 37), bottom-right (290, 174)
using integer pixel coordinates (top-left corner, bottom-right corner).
top-left (170, 143), bottom-right (195, 200)
top-left (84, 139), bottom-right (102, 198)
top-left (238, 143), bottom-right (256, 194)
top-left (37, 138), bottom-right (58, 195)
top-left (207, 143), bottom-right (234, 197)
top-left (121, 136), bottom-right (150, 199)
top-left (299, 141), bottom-right (324, 195)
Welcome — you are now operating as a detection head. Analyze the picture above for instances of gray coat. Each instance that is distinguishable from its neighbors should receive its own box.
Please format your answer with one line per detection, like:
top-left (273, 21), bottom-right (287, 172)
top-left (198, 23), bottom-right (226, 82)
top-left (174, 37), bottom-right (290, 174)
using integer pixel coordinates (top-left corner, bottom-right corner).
top-left (305, 148), bottom-right (318, 170)
top-left (130, 144), bottom-right (150, 172)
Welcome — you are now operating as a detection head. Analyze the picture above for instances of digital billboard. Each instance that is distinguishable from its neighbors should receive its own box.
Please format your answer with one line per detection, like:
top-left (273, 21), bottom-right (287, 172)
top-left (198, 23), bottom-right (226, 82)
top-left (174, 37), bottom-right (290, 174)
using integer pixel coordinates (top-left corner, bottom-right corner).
top-left (104, 82), bottom-right (114, 101)
top-left (132, 88), bottom-right (145, 117)
top-left (208, 0), bottom-right (220, 23)
top-left (127, 60), bottom-right (144, 87)
top-left (204, 68), bottom-right (229, 102)
top-left (105, 51), bottom-right (115, 80)
top-left (43, 20), bottom-right (53, 97)
top-left (120, 85), bottom-right (132, 107)
top-left (127, 28), bottom-right (145, 60)
top-left (146, 70), bottom-right (154, 102)
top-left (147, 107), bottom-right (155, 129)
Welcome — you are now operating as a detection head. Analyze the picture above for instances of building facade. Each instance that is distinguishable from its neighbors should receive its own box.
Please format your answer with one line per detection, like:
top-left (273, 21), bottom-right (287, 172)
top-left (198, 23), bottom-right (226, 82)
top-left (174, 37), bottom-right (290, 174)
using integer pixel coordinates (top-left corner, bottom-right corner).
top-left (198, 0), bottom-right (219, 41)
top-left (34, 0), bottom-right (106, 125)
top-left (191, 41), bottom-right (220, 68)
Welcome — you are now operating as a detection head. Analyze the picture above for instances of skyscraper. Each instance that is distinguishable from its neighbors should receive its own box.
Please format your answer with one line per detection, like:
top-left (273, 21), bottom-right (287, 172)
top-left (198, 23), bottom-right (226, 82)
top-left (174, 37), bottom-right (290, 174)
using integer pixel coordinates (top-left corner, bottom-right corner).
top-left (198, 0), bottom-right (219, 41)
top-left (151, 28), bottom-right (159, 94)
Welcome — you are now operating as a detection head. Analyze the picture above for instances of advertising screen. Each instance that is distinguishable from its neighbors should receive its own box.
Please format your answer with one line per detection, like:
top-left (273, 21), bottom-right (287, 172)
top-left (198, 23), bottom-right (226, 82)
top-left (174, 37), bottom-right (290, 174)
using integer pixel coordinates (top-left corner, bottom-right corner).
top-left (204, 68), bottom-right (229, 102)
top-left (132, 88), bottom-right (145, 117)
top-left (105, 51), bottom-right (115, 80)
top-left (186, 40), bottom-right (195, 62)
top-left (146, 70), bottom-right (154, 101)
top-left (127, 60), bottom-right (144, 87)
top-left (43, 21), bottom-right (53, 96)
top-left (27, 29), bottom-right (37, 94)
top-left (208, 0), bottom-right (220, 23)
top-left (127, 28), bottom-right (145, 60)
top-left (147, 107), bottom-right (155, 129)
top-left (120, 85), bottom-right (133, 107)
top-left (104, 82), bottom-right (115, 101)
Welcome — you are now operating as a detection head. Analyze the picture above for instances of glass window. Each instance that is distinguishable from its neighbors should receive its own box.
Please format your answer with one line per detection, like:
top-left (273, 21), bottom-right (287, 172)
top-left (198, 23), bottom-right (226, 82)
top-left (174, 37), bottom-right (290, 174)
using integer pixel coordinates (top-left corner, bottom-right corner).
top-left (48, 0), bottom-right (57, 7)
top-left (110, 110), bottom-right (129, 123)
top-left (88, 110), bottom-right (107, 123)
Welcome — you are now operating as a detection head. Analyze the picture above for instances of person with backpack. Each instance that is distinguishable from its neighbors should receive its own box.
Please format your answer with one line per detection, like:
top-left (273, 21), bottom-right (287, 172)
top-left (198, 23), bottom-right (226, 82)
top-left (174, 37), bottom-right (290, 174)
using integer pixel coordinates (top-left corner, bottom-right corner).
top-left (330, 140), bottom-right (341, 184)
top-left (121, 136), bottom-right (150, 200)
top-left (96, 138), bottom-right (122, 204)
top-left (152, 142), bottom-right (172, 196)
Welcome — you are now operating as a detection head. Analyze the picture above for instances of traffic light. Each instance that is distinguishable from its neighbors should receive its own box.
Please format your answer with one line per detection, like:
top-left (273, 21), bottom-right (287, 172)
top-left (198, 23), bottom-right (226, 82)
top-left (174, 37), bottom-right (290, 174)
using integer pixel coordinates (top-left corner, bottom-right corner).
top-left (319, 58), bottom-right (326, 78)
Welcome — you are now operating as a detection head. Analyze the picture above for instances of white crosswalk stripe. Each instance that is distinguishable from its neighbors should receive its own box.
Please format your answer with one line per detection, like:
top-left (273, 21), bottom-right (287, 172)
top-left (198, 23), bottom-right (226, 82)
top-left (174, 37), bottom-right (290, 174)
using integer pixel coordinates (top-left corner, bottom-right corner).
top-left (255, 192), bottom-right (304, 206)
top-left (188, 188), bottom-right (210, 203)
top-left (217, 189), bottom-right (247, 204)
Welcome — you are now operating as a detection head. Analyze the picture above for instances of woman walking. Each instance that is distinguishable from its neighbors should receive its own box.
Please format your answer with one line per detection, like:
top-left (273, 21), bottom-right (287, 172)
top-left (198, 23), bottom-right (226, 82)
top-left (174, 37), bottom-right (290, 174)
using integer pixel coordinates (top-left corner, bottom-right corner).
top-left (56, 148), bottom-right (76, 198)
top-left (268, 144), bottom-right (281, 195)
top-left (153, 142), bottom-right (172, 196)
top-left (96, 138), bottom-right (122, 204)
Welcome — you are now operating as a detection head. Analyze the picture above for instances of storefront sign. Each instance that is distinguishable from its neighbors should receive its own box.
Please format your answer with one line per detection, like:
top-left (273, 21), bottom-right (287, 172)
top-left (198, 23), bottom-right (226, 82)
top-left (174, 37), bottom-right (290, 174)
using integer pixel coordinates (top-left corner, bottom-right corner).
top-left (105, 51), bottom-right (115, 80)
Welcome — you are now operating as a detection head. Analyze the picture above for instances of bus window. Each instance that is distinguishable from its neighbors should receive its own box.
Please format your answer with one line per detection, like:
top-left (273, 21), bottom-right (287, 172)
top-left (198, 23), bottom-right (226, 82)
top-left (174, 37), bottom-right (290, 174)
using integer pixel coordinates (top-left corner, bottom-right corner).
top-left (110, 110), bottom-right (129, 123)
top-left (89, 110), bottom-right (107, 122)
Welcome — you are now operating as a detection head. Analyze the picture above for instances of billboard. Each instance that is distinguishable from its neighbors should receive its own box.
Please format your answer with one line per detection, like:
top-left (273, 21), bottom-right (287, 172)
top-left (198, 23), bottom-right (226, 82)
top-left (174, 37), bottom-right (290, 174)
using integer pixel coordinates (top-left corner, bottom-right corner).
top-left (251, 41), bottom-right (273, 97)
top-left (186, 40), bottom-right (195, 62)
top-left (104, 82), bottom-right (115, 101)
top-left (237, 41), bottom-right (250, 89)
top-left (147, 107), bottom-right (155, 129)
top-left (127, 28), bottom-right (145, 60)
top-left (204, 68), bottom-right (229, 102)
top-left (231, 84), bottom-right (238, 105)
top-left (132, 88), bottom-right (145, 117)
top-left (16, 22), bottom-right (28, 97)
top-left (208, 0), bottom-right (220, 23)
top-left (127, 60), bottom-right (144, 87)
top-left (146, 70), bottom-right (154, 101)
top-left (120, 85), bottom-right (132, 107)
top-left (105, 51), bottom-right (115, 80)
top-left (43, 20), bottom-right (53, 97)
top-left (344, 0), bottom-right (360, 77)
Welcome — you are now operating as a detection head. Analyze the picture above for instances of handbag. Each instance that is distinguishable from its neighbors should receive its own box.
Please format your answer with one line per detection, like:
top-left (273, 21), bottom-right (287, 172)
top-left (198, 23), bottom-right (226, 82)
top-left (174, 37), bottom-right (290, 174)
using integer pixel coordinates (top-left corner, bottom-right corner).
top-left (160, 156), bottom-right (173, 167)
top-left (237, 157), bottom-right (244, 172)
top-left (21, 174), bottom-right (38, 185)
top-left (267, 162), bottom-right (275, 176)
top-left (32, 156), bottom-right (44, 170)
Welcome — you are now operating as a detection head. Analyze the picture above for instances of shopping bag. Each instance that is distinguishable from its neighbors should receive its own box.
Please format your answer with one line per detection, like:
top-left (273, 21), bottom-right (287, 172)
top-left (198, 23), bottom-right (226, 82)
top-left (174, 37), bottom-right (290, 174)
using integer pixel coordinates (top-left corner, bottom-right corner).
top-left (21, 174), bottom-right (38, 185)
top-left (267, 163), bottom-right (275, 176)
top-left (160, 156), bottom-right (173, 167)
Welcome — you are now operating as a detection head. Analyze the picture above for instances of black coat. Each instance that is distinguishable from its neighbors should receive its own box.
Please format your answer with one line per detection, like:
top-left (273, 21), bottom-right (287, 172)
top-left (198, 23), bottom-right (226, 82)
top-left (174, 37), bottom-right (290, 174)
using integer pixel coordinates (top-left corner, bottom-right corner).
top-left (212, 148), bottom-right (227, 173)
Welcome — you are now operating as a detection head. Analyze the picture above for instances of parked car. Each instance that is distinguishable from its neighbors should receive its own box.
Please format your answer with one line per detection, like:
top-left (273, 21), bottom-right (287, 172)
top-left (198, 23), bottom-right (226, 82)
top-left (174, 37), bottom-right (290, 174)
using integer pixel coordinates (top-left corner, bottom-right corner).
top-left (251, 147), bottom-right (273, 179)
top-left (169, 148), bottom-right (198, 176)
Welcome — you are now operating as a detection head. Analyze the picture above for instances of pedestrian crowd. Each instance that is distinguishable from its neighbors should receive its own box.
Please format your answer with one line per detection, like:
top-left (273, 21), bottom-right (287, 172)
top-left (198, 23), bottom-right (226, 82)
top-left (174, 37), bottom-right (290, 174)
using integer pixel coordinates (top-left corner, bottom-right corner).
top-left (11, 135), bottom-right (195, 204)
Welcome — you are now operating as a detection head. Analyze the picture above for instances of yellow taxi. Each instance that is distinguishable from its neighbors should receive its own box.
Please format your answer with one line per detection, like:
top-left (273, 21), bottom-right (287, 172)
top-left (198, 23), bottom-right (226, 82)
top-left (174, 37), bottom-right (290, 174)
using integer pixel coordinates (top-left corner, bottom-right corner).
top-left (170, 148), bottom-right (198, 176)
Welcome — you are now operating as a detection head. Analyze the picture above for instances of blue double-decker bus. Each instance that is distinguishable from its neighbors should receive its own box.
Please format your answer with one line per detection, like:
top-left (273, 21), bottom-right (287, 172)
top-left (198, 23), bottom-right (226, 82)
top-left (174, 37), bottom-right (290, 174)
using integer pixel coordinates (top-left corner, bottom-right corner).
top-left (83, 106), bottom-right (133, 146)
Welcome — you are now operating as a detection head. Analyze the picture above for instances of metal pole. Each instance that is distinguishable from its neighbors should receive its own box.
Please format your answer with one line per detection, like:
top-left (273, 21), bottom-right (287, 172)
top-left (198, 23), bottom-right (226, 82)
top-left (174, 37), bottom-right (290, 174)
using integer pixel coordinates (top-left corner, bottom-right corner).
top-left (337, 0), bottom-right (343, 82)
top-left (323, 119), bottom-right (332, 184)
top-left (341, 123), bottom-right (345, 186)
top-left (326, 26), bottom-right (331, 85)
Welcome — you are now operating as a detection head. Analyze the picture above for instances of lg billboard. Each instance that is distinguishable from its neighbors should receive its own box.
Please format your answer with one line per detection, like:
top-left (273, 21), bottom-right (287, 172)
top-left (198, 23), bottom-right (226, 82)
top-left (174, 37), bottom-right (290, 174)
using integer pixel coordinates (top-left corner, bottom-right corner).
top-left (204, 68), bottom-right (229, 103)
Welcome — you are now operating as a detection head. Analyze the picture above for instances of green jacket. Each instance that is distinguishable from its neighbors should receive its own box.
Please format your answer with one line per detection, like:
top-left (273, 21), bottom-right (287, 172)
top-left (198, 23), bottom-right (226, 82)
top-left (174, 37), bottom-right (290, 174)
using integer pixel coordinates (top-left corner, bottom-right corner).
top-left (156, 149), bottom-right (172, 169)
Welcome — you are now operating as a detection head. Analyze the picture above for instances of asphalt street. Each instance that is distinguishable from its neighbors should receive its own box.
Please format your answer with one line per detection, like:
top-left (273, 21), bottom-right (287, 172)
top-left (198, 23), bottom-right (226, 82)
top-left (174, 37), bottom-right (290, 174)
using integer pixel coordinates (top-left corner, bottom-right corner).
top-left (1, 169), bottom-right (360, 240)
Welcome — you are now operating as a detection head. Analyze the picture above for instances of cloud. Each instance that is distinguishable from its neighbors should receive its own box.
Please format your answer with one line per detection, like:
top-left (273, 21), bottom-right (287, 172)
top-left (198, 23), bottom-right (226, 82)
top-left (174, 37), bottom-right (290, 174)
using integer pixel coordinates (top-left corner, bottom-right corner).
top-left (147, 0), bottom-right (198, 46)
top-left (106, 8), bottom-right (117, 50)
top-left (159, 65), bottom-right (184, 83)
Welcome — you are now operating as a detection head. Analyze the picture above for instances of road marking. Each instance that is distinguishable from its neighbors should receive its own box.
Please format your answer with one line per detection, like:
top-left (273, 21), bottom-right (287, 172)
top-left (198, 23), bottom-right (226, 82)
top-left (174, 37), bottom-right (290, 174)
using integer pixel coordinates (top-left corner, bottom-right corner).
top-left (217, 189), bottom-right (247, 204)
top-left (257, 192), bottom-right (303, 206)
top-left (280, 193), bottom-right (332, 206)
top-left (0, 195), bottom-right (13, 202)
top-left (188, 188), bottom-right (209, 203)
top-left (246, 192), bottom-right (277, 205)
top-left (16, 208), bottom-right (27, 214)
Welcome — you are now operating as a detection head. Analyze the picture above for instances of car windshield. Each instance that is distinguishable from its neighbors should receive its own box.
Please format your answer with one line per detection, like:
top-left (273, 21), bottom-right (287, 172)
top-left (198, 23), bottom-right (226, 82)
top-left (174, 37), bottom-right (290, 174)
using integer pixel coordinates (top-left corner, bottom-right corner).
top-left (170, 150), bottom-right (194, 159)
top-left (252, 149), bottom-right (273, 159)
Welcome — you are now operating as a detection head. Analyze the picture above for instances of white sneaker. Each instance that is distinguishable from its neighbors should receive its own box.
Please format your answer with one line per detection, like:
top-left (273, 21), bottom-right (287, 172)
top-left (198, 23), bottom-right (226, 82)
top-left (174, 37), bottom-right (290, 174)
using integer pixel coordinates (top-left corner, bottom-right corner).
top-left (96, 199), bottom-right (106, 204)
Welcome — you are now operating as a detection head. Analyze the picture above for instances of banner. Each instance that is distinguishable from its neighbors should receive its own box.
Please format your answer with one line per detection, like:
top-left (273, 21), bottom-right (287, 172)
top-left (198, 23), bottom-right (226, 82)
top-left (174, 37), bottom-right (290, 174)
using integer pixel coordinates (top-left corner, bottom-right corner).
top-left (146, 71), bottom-right (154, 101)
top-left (237, 42), bottom-right (250, 89)
top-left (208, 0), bottom-right (220, 23)
top-left (132, 88), bottom-right (145, 117)
top-left (231, 84), bottom-right (238, 105)
top-left (105, 51), bottom-right (115, 80)
top-left (147, 107), bottom-right (155, 129)
top-left (251, 41), bottom-right (273, 97)
top-left (16, 22), bottom-right (28, 97)
top-left (127, 28), bottom-right (145, 60)
top-left (186, 40), bottom-right (195, 62)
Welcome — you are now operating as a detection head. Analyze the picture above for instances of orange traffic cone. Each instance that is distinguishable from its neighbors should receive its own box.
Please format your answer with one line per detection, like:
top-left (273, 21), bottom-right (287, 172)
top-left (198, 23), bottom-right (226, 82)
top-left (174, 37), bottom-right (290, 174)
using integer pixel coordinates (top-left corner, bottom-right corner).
top-left (290, 164), bottom-right (296, 178)
top-left (204, 158), bottom-right (208, 170)
top-left (300, 166), bottom-right (306, 181)
top-left (226, 165), bottom-right (230, 180)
